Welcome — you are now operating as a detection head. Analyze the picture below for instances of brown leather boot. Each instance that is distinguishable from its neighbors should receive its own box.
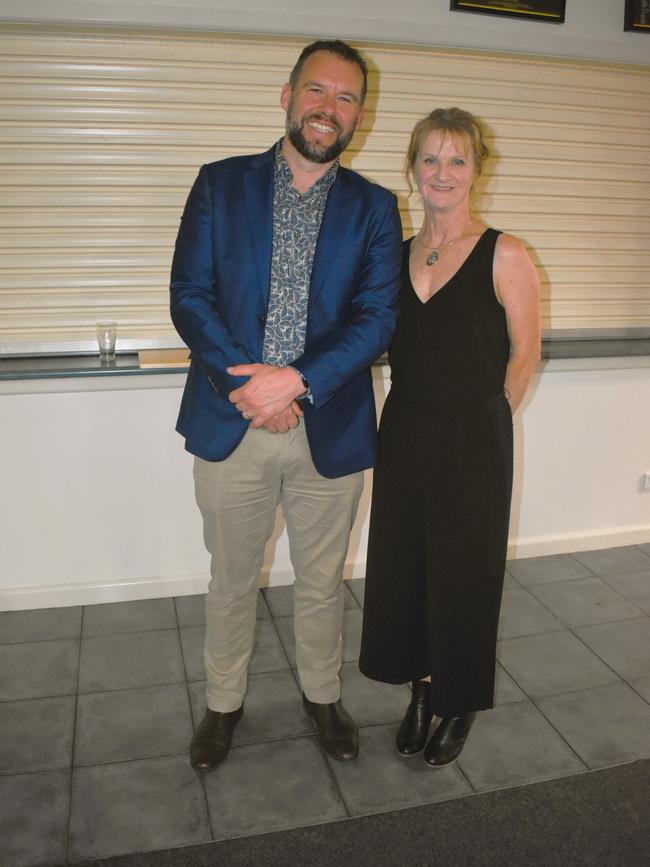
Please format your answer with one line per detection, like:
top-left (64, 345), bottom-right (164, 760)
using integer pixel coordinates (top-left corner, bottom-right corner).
top-left (302, 693), bottom-right (359, 761)
top-left (190, 706), bottom-right (243, 771)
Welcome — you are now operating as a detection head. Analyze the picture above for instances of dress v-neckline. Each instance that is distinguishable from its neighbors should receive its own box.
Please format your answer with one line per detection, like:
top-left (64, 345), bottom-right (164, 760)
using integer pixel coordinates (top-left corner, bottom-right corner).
top-left (407, 230), bottom-right (490, 305)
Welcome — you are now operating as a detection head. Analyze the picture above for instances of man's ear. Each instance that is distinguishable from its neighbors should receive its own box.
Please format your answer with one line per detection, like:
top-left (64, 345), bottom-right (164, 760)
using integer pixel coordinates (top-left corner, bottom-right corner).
top-left (354, 106), bottom-right (365, 131)
top-left (280, 82), bottom-right (291, 112)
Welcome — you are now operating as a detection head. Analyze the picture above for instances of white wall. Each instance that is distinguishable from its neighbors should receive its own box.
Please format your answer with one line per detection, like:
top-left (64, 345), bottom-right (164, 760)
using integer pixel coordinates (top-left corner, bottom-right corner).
top-left (0, 0), bottom-right (647, 66)
top-left (511, 358), bottom-right (650, 553)
top-left (1, 359), bottom-right (649, 610)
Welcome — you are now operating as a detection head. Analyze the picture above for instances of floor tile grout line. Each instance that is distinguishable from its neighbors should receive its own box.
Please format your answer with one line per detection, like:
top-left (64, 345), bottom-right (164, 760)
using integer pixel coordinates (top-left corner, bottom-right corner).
top-left (595, 574), bottom-right (650, 615)
top-left (320, 752), bottom-right (354, 820)
top-left (43, 677), bottom-right (191, 703)
top-left (454, 763), bottom-right (601, 799)
top-left (511, 557), bottom-right (650, 590)
top-left (268, 605), bottom-right (298, 674)
top-left (69, 732), bottom-right (325, 774)
top-left (0, 690), bottom-right (78, 705)
top-left (510, 575), bottom-right (590, 590)
top-left (568, 617), bottom-right (648, 684)
top-left (493, 650), bottom-right (630, 771)
top-left (171, 595), bottom-right (216, 842)
top-left (453, 756), bottom-right (480, 794)
top-left (504, 568), bottom-right (521, 588)
top-left (345, 584), bottom-right (365, 609)
top-left (500, 582), bottom-right (571, 632)
top-left (566, 552), bottom-right (597, 578)
top-left (81, 624), bottom-right (183, 641)
top-left (506, 551), bottom-right (597, 586)
top-left (494, 659), bottom-right (533, 706)
top-left (72, 747), bottom-right (198, 771)
top-left (496, 625), bottom-right (628, 709)
top-left (489, 659), bottom-right (596, 772)
top-left (0, 634), bottom-right (82, 647)
top-left (578, 567), bottom-right (650, 582)
top-left (503, 577), bottom-right (647, 634)
top-left (526, 693), bottom-right (592, 771)
top-left (0, 720), bottom-right (411, 778)
top-left (522, 679), bottom-right (628, 703)
top-left (528, 681), bottom-right (650, 767)
top-left (79, 679), bottom-right (192, 698)
top-left (266, 603), bottom-right (354, 820)
top-left (627, 680), bottom-right (650, 708)
top-left (64, 755), bottom-right (628, 865)
top-left (497, 607), bottom-right (650, 648)
top-left (57, 671), bottom-right (636, 769)
top-left (571, 548), bottom-right (650, 580)
top-left (497, 624), bottom-right (567, 643)
top-left (271, 658), bottom-right (374, 813)
top-left (181, 762), bottom-right (628, 847)
top-left (633, 543), bottom-right (650, 563)
top-left (343, 580), bottom-right (362, 610)
top-left (524, 574), bottom-right (645, 612)
top-left (64, 604), bottom-right (85, 863)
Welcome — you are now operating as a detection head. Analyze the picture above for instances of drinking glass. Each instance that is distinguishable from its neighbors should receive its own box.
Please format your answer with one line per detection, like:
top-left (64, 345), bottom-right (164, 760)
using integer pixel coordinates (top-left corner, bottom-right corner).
top-left (96, 321), bottom-right (117, 362)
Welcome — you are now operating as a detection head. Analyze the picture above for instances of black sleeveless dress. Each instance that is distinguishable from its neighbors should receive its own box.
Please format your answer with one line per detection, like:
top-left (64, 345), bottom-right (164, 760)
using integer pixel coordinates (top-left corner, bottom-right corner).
top-left (359, 229), bottom-right (513, 717)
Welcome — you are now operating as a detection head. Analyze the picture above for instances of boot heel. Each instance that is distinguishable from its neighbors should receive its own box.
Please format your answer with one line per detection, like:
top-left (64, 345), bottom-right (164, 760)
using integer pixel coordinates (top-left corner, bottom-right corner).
top-left (396, 680), bottom-right (433, 756)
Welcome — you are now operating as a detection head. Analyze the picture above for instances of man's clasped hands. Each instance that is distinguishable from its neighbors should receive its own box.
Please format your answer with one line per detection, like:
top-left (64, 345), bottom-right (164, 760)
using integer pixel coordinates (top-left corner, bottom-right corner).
top-left (227, 363), bottom-right (306, 434)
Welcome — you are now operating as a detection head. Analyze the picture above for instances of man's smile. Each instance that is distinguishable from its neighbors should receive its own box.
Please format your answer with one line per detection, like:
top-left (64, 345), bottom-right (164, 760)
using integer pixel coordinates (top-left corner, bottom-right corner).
top-left (305, 114), bottom-right (340, 135)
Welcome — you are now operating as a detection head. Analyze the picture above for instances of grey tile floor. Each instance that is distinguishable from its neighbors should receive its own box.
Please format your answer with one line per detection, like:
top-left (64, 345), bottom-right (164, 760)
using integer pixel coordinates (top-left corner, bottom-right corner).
top-left (2, 544), bottom-right (650, 866)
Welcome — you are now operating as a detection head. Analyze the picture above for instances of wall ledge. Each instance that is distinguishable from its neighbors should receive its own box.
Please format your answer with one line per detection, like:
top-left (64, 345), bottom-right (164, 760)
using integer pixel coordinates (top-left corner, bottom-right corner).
top-left (2, 335), bottom-right (649, 385)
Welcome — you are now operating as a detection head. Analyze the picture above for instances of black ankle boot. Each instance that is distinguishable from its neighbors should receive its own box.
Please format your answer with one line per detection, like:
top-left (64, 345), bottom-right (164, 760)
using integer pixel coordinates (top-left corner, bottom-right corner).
top-left (424, 712), bottom-right (476, 766)
top-left (396, 681), bottom-right (433, 756)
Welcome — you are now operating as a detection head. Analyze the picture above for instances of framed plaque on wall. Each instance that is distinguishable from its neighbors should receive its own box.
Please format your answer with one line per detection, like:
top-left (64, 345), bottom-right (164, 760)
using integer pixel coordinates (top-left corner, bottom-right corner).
top-left (450, 1), bottom-right (565, 23)
top-left (624, 0), bottom-right (650, 32)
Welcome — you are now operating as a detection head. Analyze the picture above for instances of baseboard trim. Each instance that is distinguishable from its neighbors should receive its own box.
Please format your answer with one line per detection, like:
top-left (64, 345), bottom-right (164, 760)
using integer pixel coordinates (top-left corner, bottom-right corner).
top-left (2, 527), bottom-right (649, 610)
top-left (507, 525), bottom-right (650, 560)
top-left (0, 572), bottom-right (212, 611)
top-left (0, 562), bottom-right (366, 611)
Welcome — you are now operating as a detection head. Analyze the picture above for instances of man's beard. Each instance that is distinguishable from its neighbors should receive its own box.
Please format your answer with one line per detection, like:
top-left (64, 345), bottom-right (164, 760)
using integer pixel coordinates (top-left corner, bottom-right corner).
top-left (286, 109), bottom-right (355, 164)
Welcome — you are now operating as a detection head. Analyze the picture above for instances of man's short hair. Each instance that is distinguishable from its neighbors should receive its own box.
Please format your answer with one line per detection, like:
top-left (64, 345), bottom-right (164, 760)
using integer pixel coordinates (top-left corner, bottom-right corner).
top-left (289, 39), bottom-right (368, 104)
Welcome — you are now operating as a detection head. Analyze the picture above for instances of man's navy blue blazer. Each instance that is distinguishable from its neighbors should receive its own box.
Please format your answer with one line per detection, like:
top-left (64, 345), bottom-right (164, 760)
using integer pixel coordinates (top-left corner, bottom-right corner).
top-left (170, 144), bottom-right (402, 479)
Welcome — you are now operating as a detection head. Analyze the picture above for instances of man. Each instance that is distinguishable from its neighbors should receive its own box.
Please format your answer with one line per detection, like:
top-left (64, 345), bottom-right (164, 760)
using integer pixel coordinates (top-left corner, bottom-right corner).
top-left (170, 39), bottom-right (402, 772)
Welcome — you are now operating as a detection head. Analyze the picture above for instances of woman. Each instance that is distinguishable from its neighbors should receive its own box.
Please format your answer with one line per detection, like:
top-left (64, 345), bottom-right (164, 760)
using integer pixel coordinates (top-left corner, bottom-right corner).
top-left (359, 108), bottom-right (540, 766)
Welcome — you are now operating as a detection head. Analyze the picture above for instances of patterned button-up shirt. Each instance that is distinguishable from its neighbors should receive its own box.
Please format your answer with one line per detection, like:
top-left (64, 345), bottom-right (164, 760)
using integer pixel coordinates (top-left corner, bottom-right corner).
top-left (262, 142), bottom-right (338, 366)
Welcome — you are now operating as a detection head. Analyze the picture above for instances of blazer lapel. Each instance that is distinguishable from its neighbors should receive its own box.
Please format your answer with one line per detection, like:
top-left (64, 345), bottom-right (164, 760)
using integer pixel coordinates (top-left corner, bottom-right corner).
top-left (243, 148), bottom-right (275, 308)
top-left (309, 176), bottom-right (354, 306)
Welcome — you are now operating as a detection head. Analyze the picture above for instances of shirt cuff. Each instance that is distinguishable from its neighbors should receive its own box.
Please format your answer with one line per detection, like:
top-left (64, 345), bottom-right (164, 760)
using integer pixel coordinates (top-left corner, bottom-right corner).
top-left (285, 366), bottom-right (313, 403)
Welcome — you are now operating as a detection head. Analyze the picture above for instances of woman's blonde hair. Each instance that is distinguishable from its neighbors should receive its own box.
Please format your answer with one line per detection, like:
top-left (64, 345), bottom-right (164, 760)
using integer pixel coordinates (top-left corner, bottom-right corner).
top-left (405, 107), bottom-right (489, 190)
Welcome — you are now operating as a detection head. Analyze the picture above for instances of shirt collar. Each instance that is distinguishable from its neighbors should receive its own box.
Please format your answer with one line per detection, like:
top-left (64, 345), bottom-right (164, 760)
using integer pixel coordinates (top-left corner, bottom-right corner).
top-left (274, 139), bottom-right (339, 195)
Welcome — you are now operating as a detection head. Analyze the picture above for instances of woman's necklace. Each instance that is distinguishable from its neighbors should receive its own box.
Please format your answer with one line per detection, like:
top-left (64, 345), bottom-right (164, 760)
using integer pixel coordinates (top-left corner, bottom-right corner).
top-left (418, 218), bottom-right (473, 266)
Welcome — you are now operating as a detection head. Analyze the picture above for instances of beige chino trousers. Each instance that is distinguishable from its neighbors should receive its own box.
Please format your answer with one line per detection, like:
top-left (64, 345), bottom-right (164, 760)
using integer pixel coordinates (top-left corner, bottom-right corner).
top-left (193, 422), bottom-right (363, 713)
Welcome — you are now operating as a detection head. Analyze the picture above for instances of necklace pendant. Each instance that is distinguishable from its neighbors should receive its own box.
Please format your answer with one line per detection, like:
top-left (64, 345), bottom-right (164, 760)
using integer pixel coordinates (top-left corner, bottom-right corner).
top-left (426, 250), bottom-right (439, 266)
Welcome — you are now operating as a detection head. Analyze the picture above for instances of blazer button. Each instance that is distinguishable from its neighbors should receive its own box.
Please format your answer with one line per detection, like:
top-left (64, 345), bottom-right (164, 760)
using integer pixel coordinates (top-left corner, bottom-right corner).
top-left (256, 314), bottom-right (266, 325)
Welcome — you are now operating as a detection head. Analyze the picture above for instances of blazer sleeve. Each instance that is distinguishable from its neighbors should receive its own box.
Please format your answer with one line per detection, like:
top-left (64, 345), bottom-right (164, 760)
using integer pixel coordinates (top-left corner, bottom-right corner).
top-left (291, 191), bottom-right (402, 410)
top-left (169, 165), bottom-right (256, 393)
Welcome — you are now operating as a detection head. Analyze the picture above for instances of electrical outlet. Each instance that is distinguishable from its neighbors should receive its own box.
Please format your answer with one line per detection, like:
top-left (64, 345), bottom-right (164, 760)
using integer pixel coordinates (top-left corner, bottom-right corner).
top-left (641, 473), bottom-right (650, 492)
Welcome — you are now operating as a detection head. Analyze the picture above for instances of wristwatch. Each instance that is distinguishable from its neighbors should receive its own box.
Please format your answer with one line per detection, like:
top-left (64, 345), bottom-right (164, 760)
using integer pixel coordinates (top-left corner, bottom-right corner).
top-left (287, 366), bottom-right (311, 398)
